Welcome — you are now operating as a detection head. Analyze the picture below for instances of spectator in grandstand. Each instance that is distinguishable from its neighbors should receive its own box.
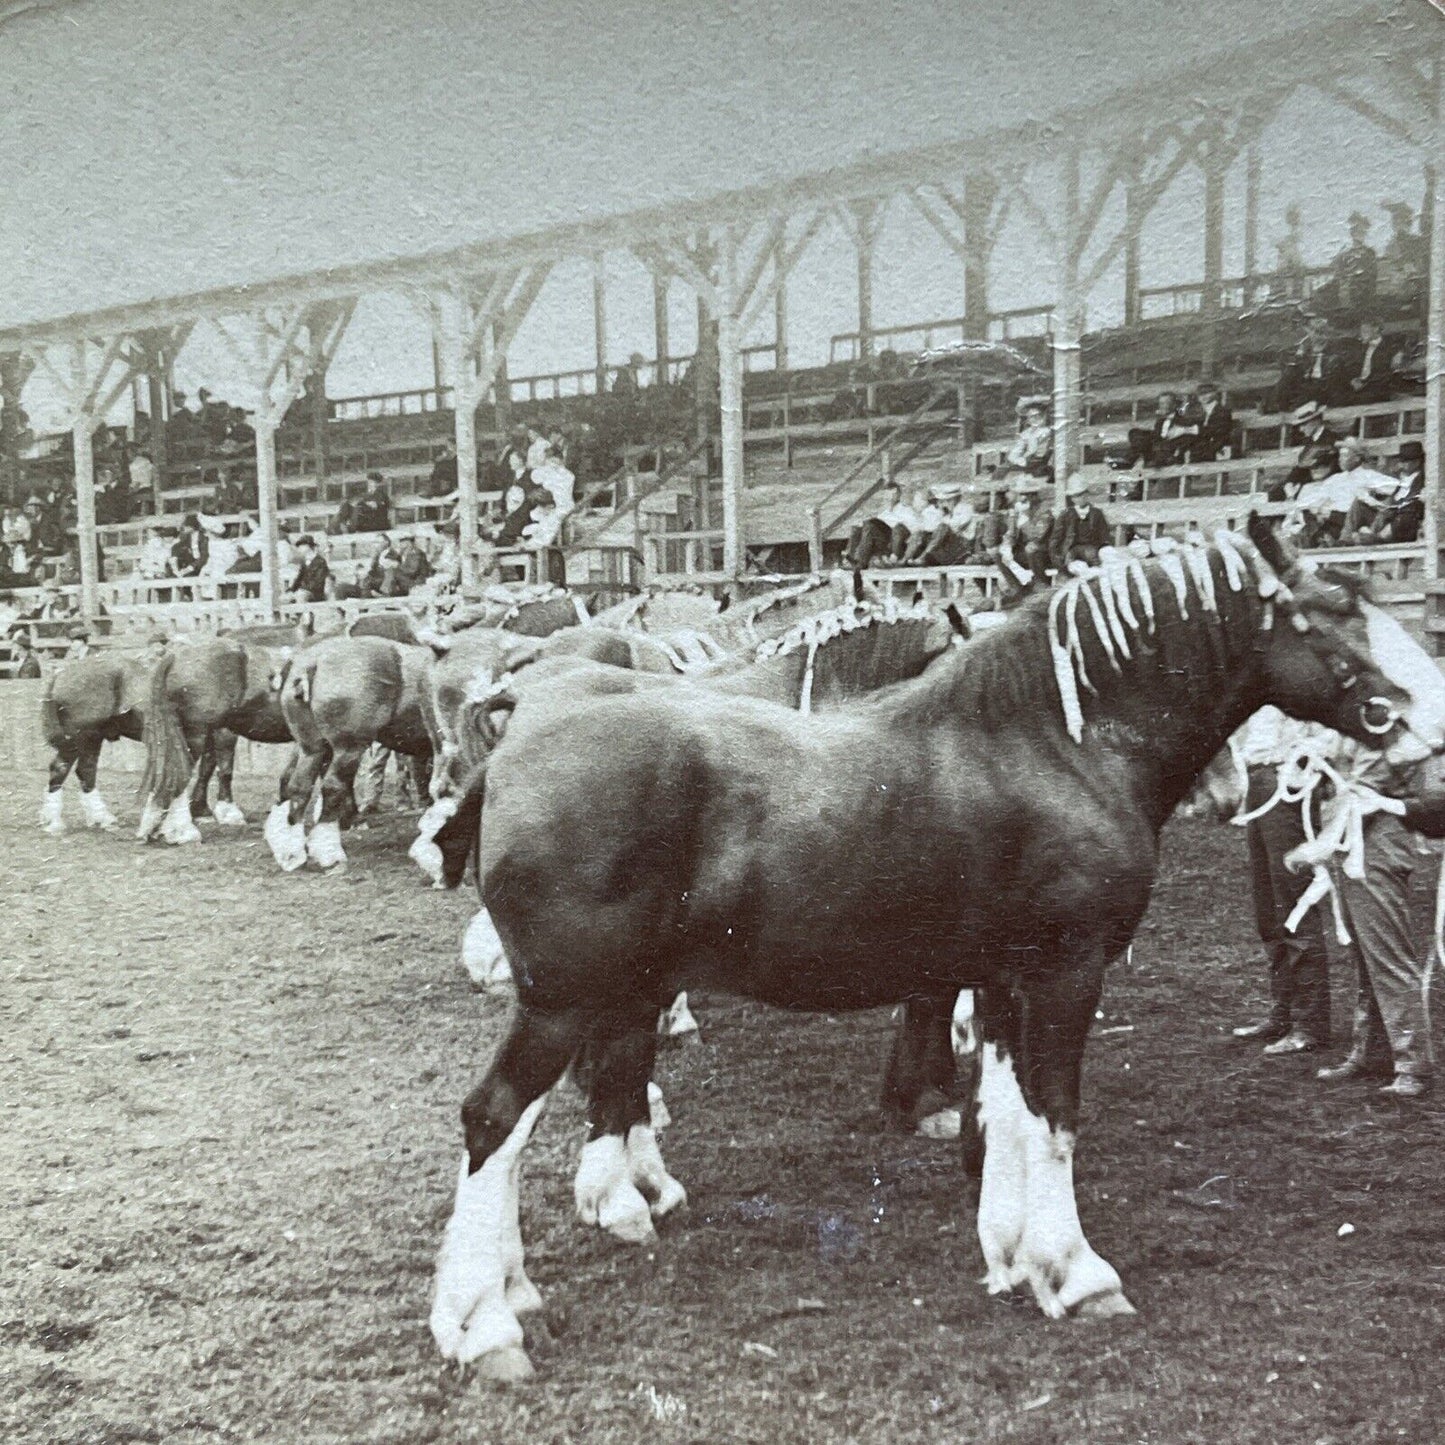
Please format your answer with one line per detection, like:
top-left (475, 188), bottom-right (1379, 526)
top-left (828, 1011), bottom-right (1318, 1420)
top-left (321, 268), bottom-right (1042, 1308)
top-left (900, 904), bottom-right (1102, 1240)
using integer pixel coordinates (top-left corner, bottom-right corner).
top-left (1362, 439), bottom-right (1426, 544)
top-left (327, 497), bottom-right (356, 536)
top-left (198, 389), bottom-right (230, 449)
top-left (493, 477), bottom-right (546, 549)
top-left (879, 487), bottom-right (930, 566)
top-left (212, 465), bottom-right (247, 515)
top-left (1191, 381), bottom-right (1236, 463)
top-left (168, 514), bottom-right (208, 577)
top-left (920, 487), bottom-right (989, 567)
top-left (1275, 316), bottom-right (1342, 413)
top-left (1330, 211), bottom-right (1379, 318)
top-left (1004, 400), bottom-right (1053, 478)
top-left (224, 407), bottom-right (256, 454)
top-left (136, 524), bottom-right (175, 580)
top-left (1379, 201), bottom-right (1426, 300)
top-left (10, 631), bottom-right (41, 678)
top-left (353, 473), bottom-right (393, 533)
top-left (898, 487), bottom-right (950, 564)
top-left (524, 426), bottom-right (550, 473)
top-left (200, 517), bottom-right (240, 580)
top-left (229, 517), bottom-right (264, 575)
top-left (287, 536), bottom-right (330, 603)
top-left (94, 465), bottom-right (131, 525)
top-left (843, 481), bottom-right (907, 569)
top-left (63, 621), bottom-right (93, 661)
top-left (1270, 203), bottom-right (1307, 299)
top-left (167, 392), bottom-right (197, 443)
top-left (521, 494), bottom-right (566, 585)
top-left (24, 496), bottom-right (64, 557)
top-left (994, 478), bottom-right (1054, 594)
top-left (1270, 400), bottom-right (1341, 501)
top-left (1338, 317), bottom-right (1406, 405)
top-left (360, 536), bottom-right (400, 596)
top-left (2, 503), bottom-right (30, 548)
top-left (1331, 437), bottom-right (1413, 540)
top-left (612, 353), bottom-right (643, 395)
top-left (1049, 474), bottom-right (1109, 573)
top-left (1295, 438), bottom-right (1395, 545)
top-left (532, 445), bottom-right (576, 515)
top-left (428, 441), bottom-right (459, 498)
top-left (128, 447), bottom-right (155, 502)
top-left (398, 533), bottom-right (432, 592)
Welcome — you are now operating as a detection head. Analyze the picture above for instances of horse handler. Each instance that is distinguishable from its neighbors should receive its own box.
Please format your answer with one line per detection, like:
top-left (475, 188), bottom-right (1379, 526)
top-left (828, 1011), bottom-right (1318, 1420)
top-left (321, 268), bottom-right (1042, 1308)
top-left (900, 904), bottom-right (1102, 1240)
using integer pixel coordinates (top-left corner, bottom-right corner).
top-left (1230, 707), bottom-right (1333, 1055)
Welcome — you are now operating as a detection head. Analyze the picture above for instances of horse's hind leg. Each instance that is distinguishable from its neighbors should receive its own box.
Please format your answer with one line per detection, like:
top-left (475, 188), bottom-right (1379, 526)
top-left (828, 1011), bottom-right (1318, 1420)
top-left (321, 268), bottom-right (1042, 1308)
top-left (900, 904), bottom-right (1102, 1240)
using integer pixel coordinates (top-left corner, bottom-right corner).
top-left (306, 744), bottom-right (364, 870)
top-left (189, 735), bottom-right (218, 819)
top-left (880, 993), bottom-right (962, 1136)
top-left (574, 1010), bottom-right (687, 1244)
top-left (265, 745), bottom-right (326, 872)
top-left (75, 738), bottom-right (118, 830)
top-left (41, 745), bottom-right (77, 832)
top-left (210, 731), bottom-right (247, 826)
top-left (432, 1005), bottom-right (582, 1376)
top-left (160, 728), bottom-right (206, 845)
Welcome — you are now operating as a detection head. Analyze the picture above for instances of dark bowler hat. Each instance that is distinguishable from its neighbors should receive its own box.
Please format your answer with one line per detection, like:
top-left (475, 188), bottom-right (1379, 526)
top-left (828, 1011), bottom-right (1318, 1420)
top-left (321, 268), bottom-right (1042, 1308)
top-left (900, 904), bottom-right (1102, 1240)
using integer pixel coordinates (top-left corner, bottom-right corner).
top-left (294, 534), bottom-right (316, 549)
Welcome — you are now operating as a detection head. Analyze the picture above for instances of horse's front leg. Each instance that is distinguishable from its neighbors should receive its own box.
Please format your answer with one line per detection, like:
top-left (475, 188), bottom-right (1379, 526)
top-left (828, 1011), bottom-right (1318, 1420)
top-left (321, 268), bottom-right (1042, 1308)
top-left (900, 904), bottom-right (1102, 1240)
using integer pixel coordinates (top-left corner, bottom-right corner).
top-left (880, 993), bottom-right (963, 1136)
top-left (74, 737), bottom-right (118, 830)
top-left (264, 745), bottom-right (326, 872)
top-left (975, 960), bottom-right (1133, 1320)
top-left (41, 744), bottom-right (77, 832)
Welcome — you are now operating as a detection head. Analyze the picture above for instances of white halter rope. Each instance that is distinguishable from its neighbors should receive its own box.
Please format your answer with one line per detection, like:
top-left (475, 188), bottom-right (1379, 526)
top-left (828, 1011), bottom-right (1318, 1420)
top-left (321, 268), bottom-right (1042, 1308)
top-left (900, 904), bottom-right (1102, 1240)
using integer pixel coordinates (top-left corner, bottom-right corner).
top-left (753, 596), bottom-right (933, 716)
top-left (1233, 745), bottom-right (1408, 946)
top-left (738, 574), bottom-right (834, 644)
top-left (1046, 538), bottom-right (1247, 744)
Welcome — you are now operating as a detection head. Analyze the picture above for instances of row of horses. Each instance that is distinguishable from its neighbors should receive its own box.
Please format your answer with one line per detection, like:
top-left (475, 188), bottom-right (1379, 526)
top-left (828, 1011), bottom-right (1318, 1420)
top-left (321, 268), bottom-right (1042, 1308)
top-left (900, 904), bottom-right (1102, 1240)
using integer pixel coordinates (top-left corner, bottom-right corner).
top-left (35, 524), bottom-right (1445, 1382)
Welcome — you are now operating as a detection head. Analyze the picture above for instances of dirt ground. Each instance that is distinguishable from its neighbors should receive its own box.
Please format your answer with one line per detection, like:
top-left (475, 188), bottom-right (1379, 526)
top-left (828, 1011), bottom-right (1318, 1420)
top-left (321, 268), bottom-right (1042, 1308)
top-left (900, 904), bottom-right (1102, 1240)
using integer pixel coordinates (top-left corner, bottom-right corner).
top-left (4, 764), bottom-right (1445, 1445)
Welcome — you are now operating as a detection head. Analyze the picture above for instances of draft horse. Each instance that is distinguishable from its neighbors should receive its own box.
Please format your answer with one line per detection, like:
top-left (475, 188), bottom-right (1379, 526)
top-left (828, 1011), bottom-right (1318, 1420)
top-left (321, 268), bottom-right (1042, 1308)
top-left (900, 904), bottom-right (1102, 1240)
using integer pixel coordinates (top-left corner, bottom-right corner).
top-left (428, 520), bottom-right (1445, 1379)
top-left (39, 651), bottom-right (156, 833)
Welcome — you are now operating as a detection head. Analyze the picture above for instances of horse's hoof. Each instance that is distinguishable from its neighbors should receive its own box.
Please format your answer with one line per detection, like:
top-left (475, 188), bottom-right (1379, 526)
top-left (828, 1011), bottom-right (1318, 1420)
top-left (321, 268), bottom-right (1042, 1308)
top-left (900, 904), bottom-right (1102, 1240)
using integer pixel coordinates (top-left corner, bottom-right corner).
top-left (166, 823), bottom-right (203, 846)
top-left (306, 821), bottom-right (348, 871)
top-left (40, 793), bottom-right (65, 833)
top-left (212, 801), bottom-right (247, 827)
top-left (1074, 1290), bottom-right (1137, 1320)
top-left (470, 1343), bottom-right (534, 1383)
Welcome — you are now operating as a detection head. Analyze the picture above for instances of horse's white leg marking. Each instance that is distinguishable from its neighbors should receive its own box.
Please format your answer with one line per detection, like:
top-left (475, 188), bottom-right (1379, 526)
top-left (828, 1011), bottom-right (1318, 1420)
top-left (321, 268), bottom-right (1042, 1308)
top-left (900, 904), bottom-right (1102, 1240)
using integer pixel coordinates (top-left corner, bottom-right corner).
top-left (80, 788), bottom-right (118, 831)
top-left (212, 799), bottom-right (247, 827)
top-left (646, 1080), bottom-right (670, 1131)
top-left (306, 819), bottom-right (347, 870)
top-left (431, 1095), bottom-right (546, 1377)
top-left (574, 1134), bottom-right (655, 1244)
top-left (263, 802), bottom-right (307, 872)
top-left (975, 1040), bottom-right (1133, 1319)
top-left (625, 1124), bottom-right (688, 1220)
top-left (40, 789), bottom-right (65, 834)
top-left (661, 991), bottom-right (699, 1038)
top-left (409, 796), bottom-right (457, 885)
top-left (917, 989), bottom-right (977, 1139)
top-left (1016, 1119), bottom-right (1134, 1320)
top-left (160, 782), bottom-right (202, 845)
top-left (135, 795), bottom-right (163, 841)
top-left (461, 908), bottom-right (513, 990)
top-left (1362, 602), bottom-right (1445, 758)
top-left (975, 1042), bottom-right (1030, 1296)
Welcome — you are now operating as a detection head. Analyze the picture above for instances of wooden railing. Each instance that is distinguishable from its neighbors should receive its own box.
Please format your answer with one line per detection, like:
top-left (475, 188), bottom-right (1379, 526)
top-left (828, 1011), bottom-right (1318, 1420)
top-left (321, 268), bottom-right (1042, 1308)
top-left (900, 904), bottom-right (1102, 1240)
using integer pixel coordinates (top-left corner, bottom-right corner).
top-left (828, 306), bottom-right (1055, 364)
top-left (1136, 266), bottom-right (1336, 321)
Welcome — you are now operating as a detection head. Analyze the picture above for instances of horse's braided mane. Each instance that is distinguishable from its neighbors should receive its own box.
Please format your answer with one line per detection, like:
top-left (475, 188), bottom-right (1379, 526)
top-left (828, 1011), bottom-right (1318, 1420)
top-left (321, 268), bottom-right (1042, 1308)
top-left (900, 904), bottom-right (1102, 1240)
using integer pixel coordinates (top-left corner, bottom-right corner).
top-left (910, 538), bottom-right (1266, 736)
top-left (753, 597), bottom-right (933, 660)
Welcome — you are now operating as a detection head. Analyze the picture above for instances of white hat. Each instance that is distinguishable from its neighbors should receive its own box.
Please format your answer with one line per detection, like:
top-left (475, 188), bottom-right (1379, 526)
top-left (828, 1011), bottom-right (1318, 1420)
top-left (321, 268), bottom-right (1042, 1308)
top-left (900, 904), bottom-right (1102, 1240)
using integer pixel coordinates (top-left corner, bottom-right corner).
top-left (1064, 473), bottom-right (1092, 498)
top-left (1291, 400), bottom-right (1326, 425)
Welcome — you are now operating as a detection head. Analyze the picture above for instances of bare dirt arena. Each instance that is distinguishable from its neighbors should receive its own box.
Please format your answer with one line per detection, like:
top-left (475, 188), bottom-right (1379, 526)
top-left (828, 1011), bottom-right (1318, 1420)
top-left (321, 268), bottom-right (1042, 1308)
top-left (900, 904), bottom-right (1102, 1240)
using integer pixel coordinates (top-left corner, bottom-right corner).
top-left (4, 765), bottom-right (1445, 1444)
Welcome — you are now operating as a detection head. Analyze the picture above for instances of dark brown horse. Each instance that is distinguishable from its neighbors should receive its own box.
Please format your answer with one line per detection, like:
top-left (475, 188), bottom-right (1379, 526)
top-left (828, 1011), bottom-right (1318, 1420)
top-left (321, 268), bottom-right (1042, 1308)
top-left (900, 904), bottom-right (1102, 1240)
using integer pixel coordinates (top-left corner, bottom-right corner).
top-left (136, 624), bottom-right (306, 844)
top-left (427, 522), bottom-right (1445, 1378)
top-left (39, 649), bottom-right (161, 833)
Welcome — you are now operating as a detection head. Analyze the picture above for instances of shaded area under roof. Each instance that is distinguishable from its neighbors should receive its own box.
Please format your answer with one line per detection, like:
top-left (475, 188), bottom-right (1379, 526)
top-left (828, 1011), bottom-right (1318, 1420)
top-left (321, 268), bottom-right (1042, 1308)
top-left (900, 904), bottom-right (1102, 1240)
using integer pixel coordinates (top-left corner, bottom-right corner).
top-left (0, 0), bottom-right (1428, 332)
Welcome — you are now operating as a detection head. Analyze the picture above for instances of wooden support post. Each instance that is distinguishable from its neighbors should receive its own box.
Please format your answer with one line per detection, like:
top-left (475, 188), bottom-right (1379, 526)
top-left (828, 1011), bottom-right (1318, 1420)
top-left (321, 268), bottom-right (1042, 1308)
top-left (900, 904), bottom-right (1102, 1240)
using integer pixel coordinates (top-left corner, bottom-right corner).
top-left (695, 290), bottom-right (714, 446)
top-left (1424, 64), bottom-right (1445, 585)
top-left (652, 269), bottom-right (671, 383)
top-left (0, 352), bottom-right (24, 501)
top-left (310, 359), bottom-right (328, 478)
top-left (1123, 181), bottom-right (1142, 328)
top-left (145, 362), bottom-right (168, 511)
top-left (252, 413), bottom-right (282, 617)
top-left (1243, 143), bottom-right (1262, 283)
top-left (492, 341), bottom-right (511, 434)
top-left (772, 229), bottom-right (789, 371)
top-left (851, 200), bottom-right (881, 363)
top-left (962, 173), bottom-right (997, 338)
top-left (431, 336), bottom-right (445, 411)
top-left (1054, 154), bottom-right (1084, 504)
top-left (716, 230), bottom-right (745, 579)
top-left (592, 255), bottom-right (609, 393)
top-left (71, 417), bottom-right (100, 621)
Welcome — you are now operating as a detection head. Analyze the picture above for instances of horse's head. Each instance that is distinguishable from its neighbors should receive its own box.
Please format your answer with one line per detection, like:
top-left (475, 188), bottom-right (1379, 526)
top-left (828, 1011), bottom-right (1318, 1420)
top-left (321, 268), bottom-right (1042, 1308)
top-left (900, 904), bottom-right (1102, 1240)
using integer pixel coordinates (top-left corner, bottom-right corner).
top-left (1246, 514), bottom-right (1445, 765)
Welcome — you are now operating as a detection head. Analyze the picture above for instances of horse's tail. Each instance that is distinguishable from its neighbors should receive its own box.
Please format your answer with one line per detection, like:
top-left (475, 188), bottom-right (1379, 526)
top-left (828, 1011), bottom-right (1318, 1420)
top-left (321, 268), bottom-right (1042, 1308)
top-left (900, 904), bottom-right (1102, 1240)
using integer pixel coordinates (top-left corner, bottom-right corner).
top-left (433, 760), bottom-right (486, 889)
top-left (280, 657), bottom-right (326, 756)
top-left (39, 675), bottom-right (66, 751)
top-left (138, 651), bottom-right (194, 804)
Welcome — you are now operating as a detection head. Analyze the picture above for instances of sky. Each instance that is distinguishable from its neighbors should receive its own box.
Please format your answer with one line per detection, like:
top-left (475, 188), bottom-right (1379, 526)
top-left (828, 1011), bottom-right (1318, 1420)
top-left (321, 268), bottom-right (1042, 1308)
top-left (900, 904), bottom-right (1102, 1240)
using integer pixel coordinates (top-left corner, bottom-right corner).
top-left (1, 0), bottom-right (1436, 428)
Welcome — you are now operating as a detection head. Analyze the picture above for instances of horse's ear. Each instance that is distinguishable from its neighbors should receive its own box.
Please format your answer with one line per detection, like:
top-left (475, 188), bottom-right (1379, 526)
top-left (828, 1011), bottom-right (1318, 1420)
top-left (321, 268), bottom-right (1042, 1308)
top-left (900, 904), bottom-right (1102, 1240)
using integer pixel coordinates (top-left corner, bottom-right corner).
top-left (1246, 512), bottom-right (1300, 582)
top-left (943, 602), bottom-right (972, 640)
top-left (717, 589), bottom-right (732, 614)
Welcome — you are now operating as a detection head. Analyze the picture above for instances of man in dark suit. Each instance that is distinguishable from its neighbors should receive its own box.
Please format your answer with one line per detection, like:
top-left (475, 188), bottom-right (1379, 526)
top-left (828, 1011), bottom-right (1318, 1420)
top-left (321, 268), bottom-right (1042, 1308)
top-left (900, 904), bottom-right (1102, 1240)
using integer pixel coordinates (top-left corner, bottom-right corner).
top-left (1049, 474), bottom-right (1110, 573)
top-left (1191, 382), bottom-right (1236, 463)
top-left (288, 535), bottom-right (330, 603)
top-left (1275, 317), bottom-right (1348, 413)
top-left (1334, 318), bottom-right (1406, 406)
top-left (1269, 401), bottom-right (1342, 502)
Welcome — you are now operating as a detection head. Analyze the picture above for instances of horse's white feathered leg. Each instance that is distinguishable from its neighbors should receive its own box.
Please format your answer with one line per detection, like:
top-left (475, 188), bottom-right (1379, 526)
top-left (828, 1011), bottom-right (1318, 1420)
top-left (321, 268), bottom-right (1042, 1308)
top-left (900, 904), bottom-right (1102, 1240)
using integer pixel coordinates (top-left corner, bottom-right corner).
top-left (39, 789), bottom-right (65, 834)
top-left (136, 795), bottom-right (163, 841)
top-left (574, 1134), bottom-right (655, 1244)
top-left (80, 789), bottom-right (118, 831)
top-left (306, 819), bottom-right (347, 870)
top-left (462, 909), bottom-right (513, 990)
top-left (212, 799), bottom-right (247, 827)
top-left (160, 785), bottom-right (202, 845)
top-left (264, 802), bottom-right (307, 872)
